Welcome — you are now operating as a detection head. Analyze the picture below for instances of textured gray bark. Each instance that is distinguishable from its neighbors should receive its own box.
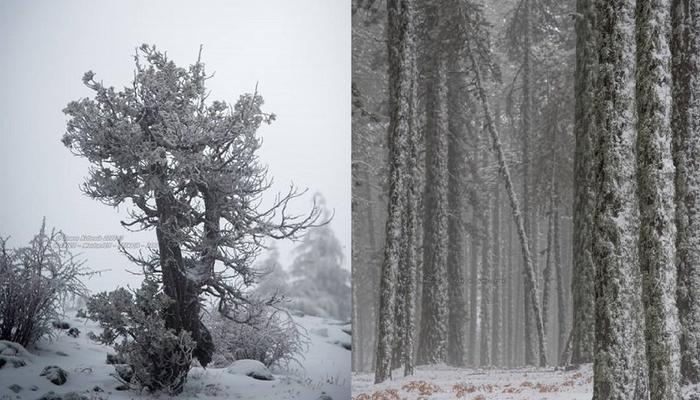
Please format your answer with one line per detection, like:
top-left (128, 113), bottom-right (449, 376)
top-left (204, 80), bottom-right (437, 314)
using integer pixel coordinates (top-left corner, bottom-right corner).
top-left (592, 0), bottom-right (649, 397)
top-left (374, 0), bottom-right (416, 384)
top-left (671, 0), bottom-right (700, 385)
top-left (572, 0), bottom-right (596, 365)
top-left (417, 58), bottom-right (449, 365)
top-left (635, 0), bottom-right (682, 398)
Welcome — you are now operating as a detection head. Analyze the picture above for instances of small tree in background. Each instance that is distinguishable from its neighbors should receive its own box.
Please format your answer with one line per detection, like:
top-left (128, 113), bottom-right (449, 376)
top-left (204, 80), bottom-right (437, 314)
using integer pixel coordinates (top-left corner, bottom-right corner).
top-left (62, 44), bottom-right (322, 393)
top-left (254, 244), bottom-right (289, 299)
top-left (0, 219), bottom-right (90, 347)
top-left (288, 194), bottom-right (350, 321)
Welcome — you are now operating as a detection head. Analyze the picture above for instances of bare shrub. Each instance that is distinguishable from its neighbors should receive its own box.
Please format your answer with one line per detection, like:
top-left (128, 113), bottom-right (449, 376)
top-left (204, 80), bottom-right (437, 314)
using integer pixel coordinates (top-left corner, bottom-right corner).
top-left (0, 219), bottom-right (90, 346)
top-left (203, 304), bottom-right (308, 369)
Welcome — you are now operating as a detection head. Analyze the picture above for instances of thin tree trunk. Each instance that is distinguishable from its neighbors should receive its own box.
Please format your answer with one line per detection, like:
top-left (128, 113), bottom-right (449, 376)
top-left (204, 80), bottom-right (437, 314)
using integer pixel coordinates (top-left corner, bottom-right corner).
top-left (571, 0), bottom-right (596, 365)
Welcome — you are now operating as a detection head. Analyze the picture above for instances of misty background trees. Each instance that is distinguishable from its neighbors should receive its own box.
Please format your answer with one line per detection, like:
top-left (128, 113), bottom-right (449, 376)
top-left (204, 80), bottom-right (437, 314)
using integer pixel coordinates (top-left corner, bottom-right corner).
top-left (353, 0), bottom-right (700, 398)
top-left (353, 0), bottom-right (576, 375)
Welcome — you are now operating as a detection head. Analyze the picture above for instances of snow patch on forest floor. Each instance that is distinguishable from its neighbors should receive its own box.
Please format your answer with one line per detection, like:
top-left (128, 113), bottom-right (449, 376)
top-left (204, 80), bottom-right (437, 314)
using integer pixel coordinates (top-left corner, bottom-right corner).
top-left (0, 313), bottom-right (350, 400)
top-left (352, 364), bottom-right (594, 399)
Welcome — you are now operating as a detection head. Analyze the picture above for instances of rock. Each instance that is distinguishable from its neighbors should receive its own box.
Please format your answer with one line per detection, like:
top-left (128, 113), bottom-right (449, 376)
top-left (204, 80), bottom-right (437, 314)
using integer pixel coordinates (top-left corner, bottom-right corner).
top-left (30, 385), bottom-right (39, 391)
top-left (316, 392), bottom-right (333, 400)
top-left (92, 385), bottom-right (103, 392)
top-left (62, 392), bottom-right (89, 400)
top-left (40, 365), bottom-right (68, 385)
top-left (55, 351), bottom-right (69, 357)
top-left (331, 340), bottom-right (351, 351)
top-left (37, 392), bottom-right (62, 400)
top-left (8, 384), bottom-right (21, 393)
top-left (51, 321), bottom-right (70, 330)
top-left (105, 354), bottom-right (125, 365)
top-left (0, 358), bottom-right (5, 369)
top-left (67, 328), bottom-right (80, 338)
top-left (115, 384), bottom-right (130, 391)
top-left (115, 364), bottom-right (133, 382)
top-left (226, 359), bottom-right (274, 381)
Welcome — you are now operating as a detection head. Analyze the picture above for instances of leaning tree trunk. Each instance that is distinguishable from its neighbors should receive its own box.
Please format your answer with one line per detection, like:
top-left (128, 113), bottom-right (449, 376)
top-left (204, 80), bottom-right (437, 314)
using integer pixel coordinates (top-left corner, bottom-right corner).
top-left (592, 0), bottom-right (649, 398)
top-left (571, 0), bottom-right (596, 365)
top-left (467, 49), bottom-right (547, 368)
top-left (374, 0), bottom-right (416, 384)
top-left (672, 0), bottom-right (700, 385)
top-left (635, 0), bottom-right (682, 398)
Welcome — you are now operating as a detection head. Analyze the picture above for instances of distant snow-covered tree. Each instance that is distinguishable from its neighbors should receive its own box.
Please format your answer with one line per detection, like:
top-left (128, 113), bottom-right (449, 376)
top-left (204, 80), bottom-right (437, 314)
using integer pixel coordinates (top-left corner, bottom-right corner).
top-left (254, 244), bottom-right (289, 299)
top-left (288, 194), bottom-right (349, 321)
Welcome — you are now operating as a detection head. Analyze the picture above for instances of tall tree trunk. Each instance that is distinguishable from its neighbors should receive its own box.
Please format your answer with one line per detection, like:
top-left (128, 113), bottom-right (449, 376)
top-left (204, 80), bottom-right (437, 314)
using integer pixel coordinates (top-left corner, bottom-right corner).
top-left (491, 186), bottom-right (503, 366)
top-left (672, 0), bottom-right (700, 385)
top-left (635, 0), bottom-right (681, 398)
top-left (469, 223), bottom-right (480, 365)
top-left (374, 0), bottom-right (416, 383)
top-left (447, 57), bottom-right (467, 367)
top-left (571, 0), bottom-right (597, 365)
top-left (467, 49), bottom-right (548, 368)
top-left (521, 0), bottom-right (537, 367)
top-left (554, 193), bottom-right (567, 364)
top-left (480, 197), bottom-right (493, 366)
top-left (592, 0), bottom-right (649, 397)
top-left (417, 57), bottom-right (449, 366)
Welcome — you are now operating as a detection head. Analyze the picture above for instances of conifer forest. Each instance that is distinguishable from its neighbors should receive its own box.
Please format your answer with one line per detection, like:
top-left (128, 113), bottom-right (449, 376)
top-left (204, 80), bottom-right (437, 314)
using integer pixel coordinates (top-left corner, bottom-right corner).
top-left (352, 0), bottom-right (700, 399)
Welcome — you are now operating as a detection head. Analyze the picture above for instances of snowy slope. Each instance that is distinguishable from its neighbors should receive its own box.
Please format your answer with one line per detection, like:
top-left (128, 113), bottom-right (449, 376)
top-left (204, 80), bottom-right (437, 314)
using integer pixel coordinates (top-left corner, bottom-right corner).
top-left (352, 364), bottom-right (594, 400)
top-left (0, 314), bottom-right (350, 400)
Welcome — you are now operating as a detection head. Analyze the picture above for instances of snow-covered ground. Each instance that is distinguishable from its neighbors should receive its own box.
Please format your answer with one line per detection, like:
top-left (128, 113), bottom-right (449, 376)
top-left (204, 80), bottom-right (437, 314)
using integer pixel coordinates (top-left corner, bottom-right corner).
top-left (352, 364), bottom-right (594, 400)
top-left (0, 313), bottom-right (350, 400)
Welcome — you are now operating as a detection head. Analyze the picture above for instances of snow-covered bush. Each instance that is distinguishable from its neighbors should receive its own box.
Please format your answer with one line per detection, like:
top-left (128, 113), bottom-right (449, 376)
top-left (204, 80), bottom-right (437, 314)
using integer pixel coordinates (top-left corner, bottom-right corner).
top-left (81, 280), bottom-right (194, 394)
top-left (203, 304), bottom-right (308, 369)
top-left (0, 220), bottom-right (90, 347)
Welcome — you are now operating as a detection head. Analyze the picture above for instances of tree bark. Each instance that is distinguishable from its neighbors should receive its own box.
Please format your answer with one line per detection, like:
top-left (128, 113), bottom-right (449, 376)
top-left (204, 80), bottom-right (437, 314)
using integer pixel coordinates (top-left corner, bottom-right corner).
top-left (571, 0), bottom-right (597, 365)
top-left (635, 0), bottom-right (681, 397)
top-left (671, 0), bottom-right (700, 385)
top-left (374, 0), bottom-right (416, 383)
top-left (592, 0), bottom-right (649, 397)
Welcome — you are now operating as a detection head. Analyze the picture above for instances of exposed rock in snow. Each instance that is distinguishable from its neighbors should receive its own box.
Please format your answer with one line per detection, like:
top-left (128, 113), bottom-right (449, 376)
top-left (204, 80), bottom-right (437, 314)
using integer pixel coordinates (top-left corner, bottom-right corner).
top-left (40, 365), bottom-right (68, 385)
top-left (52, 321), bottom-right (70, 330)
top-left (114, 364), bottom-right (133, 382)
top-left (316, 391), bottom-right (333, 400)
top-left (226, 359), bottom-right (274, 381)
top-left (8, 383), bottom-right (21, 393)
top-left (67, 328), bottom-right (80, 338)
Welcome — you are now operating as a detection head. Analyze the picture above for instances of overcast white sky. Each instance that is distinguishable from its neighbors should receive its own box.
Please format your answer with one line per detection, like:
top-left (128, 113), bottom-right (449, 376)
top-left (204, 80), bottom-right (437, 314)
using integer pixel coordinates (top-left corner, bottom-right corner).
top-left (0, 0), bottom-right (350, 292)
